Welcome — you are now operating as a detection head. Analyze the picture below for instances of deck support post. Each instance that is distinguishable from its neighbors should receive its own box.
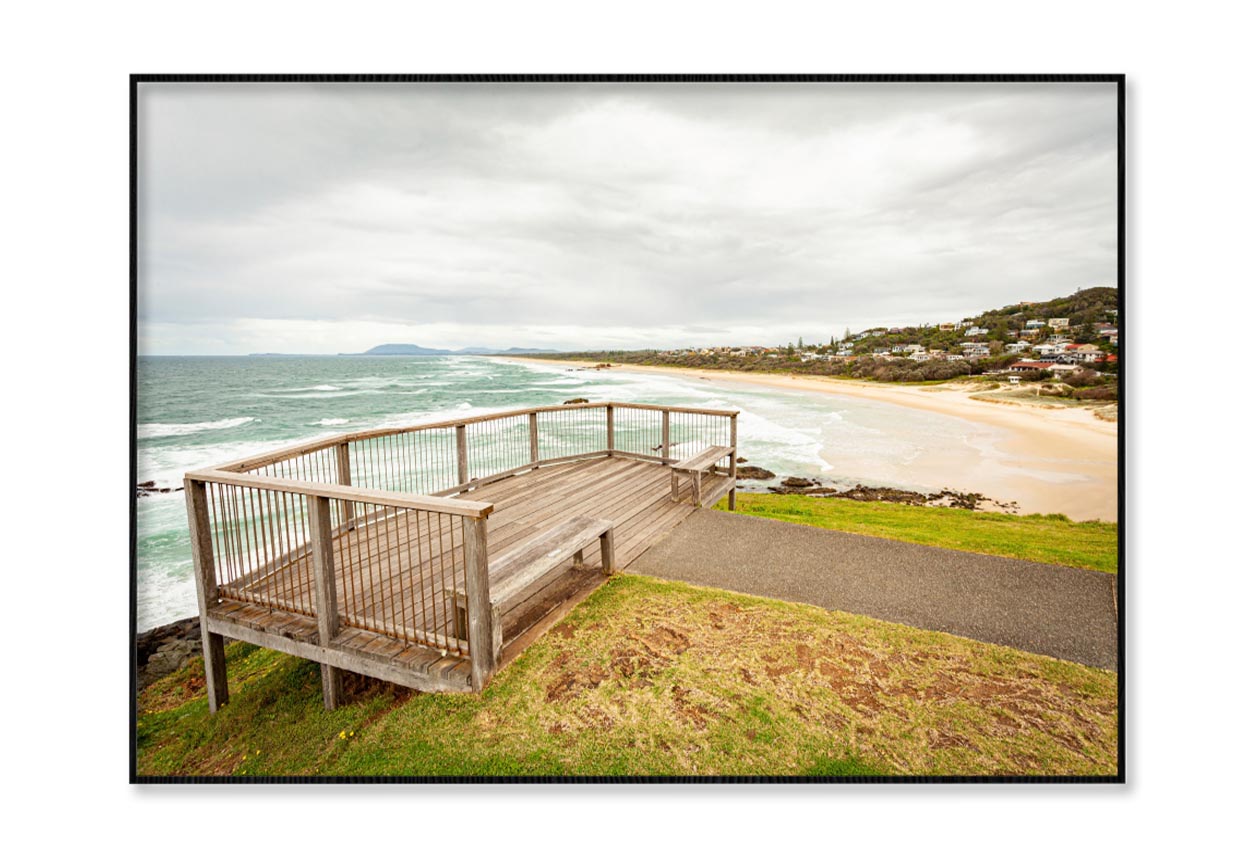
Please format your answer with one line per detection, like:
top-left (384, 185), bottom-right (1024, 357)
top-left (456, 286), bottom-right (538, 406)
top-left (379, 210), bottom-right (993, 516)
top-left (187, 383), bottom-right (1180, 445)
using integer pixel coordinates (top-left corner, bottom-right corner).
top-left (184, 478), bottom-right (229, 713)
top-left (461, 516), bottom-right (496, 691)
top-left (599, 527), bottom-right (616, 575)
top-left (606, 404), bottom-right (615, 457)
top-left (661, 410), bottom-right (671, 464)
top-left (528, 412), bottom-right (540, 469)
top-left (456, 424), bottom-right (470, 491)
top-left (728, 414), bottom-right (738, 511)
top-left (309, 495), bottom-right (344, 710)
top-left (335, 441), bottom-right (356, 530)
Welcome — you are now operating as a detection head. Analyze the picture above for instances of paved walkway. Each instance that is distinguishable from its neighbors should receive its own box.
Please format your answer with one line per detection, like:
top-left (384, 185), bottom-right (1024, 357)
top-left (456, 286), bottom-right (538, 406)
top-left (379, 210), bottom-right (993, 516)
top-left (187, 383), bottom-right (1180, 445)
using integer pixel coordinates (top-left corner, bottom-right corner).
top-left (628, 509), bottom-right (1118, 670)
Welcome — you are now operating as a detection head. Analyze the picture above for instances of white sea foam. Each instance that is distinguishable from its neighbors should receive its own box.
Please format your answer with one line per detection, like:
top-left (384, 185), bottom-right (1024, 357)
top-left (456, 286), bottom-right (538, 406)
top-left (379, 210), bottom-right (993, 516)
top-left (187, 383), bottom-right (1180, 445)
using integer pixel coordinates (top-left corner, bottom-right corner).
top-left (137, 416), bottom-right (255, 439)
top-left (257, 389), bottom-right (371, 399)
top-left (137, 433), bottom-right (346, 486)
top-left (371, 403), bottom-right (505, 430)
top-left (311, 418), bottom-right (350, 426)
top-left (276, 384), bottom-right (341, 392)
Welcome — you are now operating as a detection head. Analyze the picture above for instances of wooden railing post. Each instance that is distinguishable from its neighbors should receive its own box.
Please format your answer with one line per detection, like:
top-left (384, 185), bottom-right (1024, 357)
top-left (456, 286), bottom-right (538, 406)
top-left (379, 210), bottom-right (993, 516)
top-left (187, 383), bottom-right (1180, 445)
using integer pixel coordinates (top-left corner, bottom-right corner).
top-left (308, 495), bottom-right (344, 709)
top-left (461, 516), bottom-right (496, 691)
top-left (335, 441), bottom-right (356, 529)
top-left (528, 412), bottom-right (540, 469)
top-left (728, 413), bottom-right (738, 511)
top-left (456, 424), bottom-right (469, 490)
top-left (184, 478), bottom-right (229, 712)
top-left (661, 410), bottom-right (671, 464)
top-left (606, 404), bottom-right (615, 457)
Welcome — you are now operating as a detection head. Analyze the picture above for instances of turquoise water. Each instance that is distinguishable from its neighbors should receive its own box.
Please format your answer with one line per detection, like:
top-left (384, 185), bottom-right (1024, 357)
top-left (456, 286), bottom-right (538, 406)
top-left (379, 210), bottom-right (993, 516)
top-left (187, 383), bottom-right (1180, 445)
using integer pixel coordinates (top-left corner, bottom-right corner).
top-left (136, 355), bottom-right (997, 629)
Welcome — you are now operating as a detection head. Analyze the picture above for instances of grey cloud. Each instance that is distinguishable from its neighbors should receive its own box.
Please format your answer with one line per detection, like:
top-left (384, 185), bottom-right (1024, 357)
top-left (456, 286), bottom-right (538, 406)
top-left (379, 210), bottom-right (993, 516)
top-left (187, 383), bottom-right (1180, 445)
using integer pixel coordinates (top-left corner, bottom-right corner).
top-left (137, 81), bottom-right (1117, 354)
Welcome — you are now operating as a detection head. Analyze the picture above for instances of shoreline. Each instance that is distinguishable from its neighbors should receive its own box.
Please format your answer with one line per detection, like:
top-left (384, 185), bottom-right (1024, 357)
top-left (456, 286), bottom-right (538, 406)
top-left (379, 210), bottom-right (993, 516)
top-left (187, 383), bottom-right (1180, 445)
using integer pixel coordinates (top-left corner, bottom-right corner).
top-left (501, 356), bottom-right (1119, 522)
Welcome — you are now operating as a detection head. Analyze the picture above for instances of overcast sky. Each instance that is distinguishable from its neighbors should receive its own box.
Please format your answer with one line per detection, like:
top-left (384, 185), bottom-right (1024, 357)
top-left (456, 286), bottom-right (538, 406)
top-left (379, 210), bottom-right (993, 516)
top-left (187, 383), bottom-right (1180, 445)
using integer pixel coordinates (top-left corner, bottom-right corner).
top-left (137, 82), bottom-right (1118, 355)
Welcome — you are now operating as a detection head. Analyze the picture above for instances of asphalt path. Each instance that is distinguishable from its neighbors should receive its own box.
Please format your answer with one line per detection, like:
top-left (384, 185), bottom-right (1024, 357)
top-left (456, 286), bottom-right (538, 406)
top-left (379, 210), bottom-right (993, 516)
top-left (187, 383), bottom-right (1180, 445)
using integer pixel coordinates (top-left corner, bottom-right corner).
top-left (628, 509), bottom-right (1118, 669)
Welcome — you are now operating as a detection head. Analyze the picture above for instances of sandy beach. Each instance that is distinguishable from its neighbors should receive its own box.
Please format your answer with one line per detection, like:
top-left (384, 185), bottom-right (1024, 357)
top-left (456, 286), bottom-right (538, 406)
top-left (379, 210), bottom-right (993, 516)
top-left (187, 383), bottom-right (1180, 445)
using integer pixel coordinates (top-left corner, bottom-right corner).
top-left (504, 357), bottom-right (1119, 522)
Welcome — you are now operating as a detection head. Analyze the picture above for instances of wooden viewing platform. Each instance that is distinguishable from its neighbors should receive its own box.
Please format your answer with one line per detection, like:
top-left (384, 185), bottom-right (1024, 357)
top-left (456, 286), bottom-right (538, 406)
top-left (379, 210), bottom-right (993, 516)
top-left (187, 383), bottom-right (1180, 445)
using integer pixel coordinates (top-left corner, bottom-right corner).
top-left (184, 401), bottom-right (738, 711)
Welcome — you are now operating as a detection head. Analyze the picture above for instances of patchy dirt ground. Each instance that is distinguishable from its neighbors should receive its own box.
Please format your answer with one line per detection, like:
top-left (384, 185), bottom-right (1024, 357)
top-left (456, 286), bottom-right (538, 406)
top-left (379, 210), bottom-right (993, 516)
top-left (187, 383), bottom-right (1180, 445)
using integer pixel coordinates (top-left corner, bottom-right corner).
top-left (497, 579), bottom-right (1117, 776)
top-left (137, 575), bottom-right (1118, 777)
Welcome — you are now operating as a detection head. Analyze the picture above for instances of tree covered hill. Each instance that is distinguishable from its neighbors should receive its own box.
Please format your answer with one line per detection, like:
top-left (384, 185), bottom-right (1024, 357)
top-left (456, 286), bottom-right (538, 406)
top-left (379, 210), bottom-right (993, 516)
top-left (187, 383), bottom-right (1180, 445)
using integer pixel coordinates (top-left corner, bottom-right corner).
top-left (847, 286), bottom-right (1119, 353)
top-left (967, 287), bottom-right (1118, 331)
top-left (525, 286), bottom-right (1119, 386)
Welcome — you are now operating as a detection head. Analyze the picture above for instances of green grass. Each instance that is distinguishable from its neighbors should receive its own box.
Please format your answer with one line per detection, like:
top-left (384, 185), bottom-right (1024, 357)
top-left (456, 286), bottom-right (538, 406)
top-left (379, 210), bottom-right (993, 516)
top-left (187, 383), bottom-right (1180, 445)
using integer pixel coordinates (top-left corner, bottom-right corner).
top-left (717, 494), bottom-right (1118, 574)
top-left (137, 575), bottom-right (1118, 778)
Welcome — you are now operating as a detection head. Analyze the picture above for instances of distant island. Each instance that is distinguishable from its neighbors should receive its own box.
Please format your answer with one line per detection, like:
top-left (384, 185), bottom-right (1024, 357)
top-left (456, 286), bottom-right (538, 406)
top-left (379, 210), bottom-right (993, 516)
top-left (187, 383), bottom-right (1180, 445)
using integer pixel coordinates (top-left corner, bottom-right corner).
top-left (354, 344), bottom-right (455, 356)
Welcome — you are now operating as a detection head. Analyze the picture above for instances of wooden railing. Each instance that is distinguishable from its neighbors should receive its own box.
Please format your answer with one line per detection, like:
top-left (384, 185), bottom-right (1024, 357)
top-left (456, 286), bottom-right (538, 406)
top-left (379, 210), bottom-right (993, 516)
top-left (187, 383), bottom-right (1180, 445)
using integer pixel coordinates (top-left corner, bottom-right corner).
top-left (215, 401), bottom-right (737, 495)
top-left (185, 402), bottom-right (737, 700)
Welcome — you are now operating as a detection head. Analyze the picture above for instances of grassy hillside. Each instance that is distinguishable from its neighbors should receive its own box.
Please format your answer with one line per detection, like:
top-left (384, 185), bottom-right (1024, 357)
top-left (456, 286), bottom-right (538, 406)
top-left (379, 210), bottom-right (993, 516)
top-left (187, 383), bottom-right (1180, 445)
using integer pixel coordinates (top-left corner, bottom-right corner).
top-left (137, 575), bottom-right (1118, 778)
top-left (718, 495), bottom-right (1119, 574)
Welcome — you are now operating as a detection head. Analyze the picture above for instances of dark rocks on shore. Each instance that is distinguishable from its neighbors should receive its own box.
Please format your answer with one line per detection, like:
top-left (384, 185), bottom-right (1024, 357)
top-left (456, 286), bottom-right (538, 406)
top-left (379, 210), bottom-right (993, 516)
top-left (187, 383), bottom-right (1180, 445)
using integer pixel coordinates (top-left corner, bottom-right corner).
top-left (765, 478), bottom-right (1019, 512)
top-left (563, 397), bottom-right (589, 405)
top-left (735, 465), bottom-right (775, 480)
top-left (137, 480), bottom-right (184, 498)
top-left (136, 616), bottom-right (204, 690)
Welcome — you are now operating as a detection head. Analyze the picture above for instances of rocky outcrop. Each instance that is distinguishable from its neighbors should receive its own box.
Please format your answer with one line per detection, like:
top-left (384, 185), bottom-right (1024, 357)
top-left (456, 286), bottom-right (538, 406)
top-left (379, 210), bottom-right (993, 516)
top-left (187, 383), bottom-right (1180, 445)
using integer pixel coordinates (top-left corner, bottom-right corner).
top-left (137, 480), bottom-right (184, 498)
top-left (765, 478), bottom-right (1018, 512)
top-left (563, 398), bottom-right (589, 405)
top-left (136, 616), bottom-right (204, 690)
top-left (735, 466), bottom-right (775, 480)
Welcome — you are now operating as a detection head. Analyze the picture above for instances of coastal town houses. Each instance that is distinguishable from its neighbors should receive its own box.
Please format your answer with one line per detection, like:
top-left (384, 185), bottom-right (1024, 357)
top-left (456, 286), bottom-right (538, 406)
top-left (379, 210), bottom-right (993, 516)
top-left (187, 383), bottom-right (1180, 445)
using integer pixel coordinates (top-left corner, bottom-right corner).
top-left (1065, 343), bottom-right (1105, 363)
top-left (654, 290), bottom-right (1117, 383)
top-left (1008, 360), bottom-right (1078, 376)
top-left (1008, 361), bottom-right (1052, 373)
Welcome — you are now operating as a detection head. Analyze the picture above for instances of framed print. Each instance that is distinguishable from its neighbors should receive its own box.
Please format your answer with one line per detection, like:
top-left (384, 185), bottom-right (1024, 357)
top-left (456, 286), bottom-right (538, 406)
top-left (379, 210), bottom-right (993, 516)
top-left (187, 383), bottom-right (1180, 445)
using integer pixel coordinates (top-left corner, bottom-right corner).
top-left (132, 74), bottom-right (1123, 782)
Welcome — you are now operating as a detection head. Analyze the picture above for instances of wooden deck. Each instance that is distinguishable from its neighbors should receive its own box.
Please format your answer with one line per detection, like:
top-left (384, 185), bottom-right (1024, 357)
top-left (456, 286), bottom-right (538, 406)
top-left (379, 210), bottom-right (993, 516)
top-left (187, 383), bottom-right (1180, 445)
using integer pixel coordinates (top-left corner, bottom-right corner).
top-left (186, 401), bottom-right (738, 710)
top-left (204, 455), bottom-right (733, 694)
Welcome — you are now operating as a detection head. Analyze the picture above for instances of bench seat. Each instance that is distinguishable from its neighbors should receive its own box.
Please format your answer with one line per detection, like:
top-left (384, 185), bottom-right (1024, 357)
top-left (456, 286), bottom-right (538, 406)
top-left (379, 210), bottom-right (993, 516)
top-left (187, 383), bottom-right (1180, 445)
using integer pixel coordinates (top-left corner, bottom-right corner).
top-left (670, 445), bottom-right (733, 507)
top-left (445, 516), bottom-right (615, 662)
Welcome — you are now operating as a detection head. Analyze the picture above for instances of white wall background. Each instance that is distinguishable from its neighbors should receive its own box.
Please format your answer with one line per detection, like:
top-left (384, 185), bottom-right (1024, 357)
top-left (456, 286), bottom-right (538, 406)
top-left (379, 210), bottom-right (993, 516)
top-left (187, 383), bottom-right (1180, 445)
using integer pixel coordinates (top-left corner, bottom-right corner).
top-left (3, 0), bottom-right (1249, 847)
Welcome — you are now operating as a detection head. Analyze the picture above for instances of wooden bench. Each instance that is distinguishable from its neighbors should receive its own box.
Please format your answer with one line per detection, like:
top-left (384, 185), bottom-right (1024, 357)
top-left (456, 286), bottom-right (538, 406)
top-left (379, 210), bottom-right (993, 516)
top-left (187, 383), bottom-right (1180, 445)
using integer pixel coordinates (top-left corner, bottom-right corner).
top-left (670, 445), bottom-right (734, 506)
top-left (444, 516), bottom-right (615, 663)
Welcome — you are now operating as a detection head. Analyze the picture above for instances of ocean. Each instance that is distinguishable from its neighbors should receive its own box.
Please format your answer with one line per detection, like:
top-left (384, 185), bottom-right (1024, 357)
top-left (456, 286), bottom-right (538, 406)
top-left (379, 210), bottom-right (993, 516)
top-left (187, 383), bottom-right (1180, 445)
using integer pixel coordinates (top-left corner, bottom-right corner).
top-left (136, 355), bottom-right (1001, 630)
